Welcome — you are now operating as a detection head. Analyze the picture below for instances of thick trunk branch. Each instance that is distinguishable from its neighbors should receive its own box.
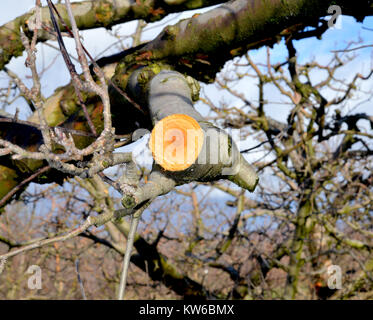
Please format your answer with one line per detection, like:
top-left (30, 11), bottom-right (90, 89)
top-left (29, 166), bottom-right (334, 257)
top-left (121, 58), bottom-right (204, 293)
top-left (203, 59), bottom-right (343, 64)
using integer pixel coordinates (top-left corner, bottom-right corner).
top-left (114, 0), bottom-right (373, 82)
top-left (0, 0), bottom-right (225, 70)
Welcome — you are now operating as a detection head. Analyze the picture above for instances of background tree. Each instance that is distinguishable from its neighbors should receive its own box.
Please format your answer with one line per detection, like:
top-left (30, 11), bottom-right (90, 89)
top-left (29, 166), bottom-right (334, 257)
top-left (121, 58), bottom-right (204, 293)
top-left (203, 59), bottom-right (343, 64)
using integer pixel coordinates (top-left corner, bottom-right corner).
top-left (0, 0), bottom-right (372, 299)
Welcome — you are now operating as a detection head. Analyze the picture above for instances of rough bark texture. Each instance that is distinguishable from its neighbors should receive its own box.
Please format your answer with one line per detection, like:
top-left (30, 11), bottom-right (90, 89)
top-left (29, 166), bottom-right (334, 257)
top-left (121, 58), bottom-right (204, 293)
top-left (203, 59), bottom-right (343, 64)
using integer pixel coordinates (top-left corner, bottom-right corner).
top-left (113, 0), bottom-right (373, 83)
top-left (0, 0), bottom-right (225, 70)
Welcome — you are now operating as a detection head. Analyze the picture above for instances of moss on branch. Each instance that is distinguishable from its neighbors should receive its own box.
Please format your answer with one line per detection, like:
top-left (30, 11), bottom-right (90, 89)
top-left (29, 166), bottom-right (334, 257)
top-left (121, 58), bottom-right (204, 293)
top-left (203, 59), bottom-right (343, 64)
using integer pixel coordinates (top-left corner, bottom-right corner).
top-left (0, 0), bottom-right (225, 71)
top-left (113, 0), bottom-right (373, 82)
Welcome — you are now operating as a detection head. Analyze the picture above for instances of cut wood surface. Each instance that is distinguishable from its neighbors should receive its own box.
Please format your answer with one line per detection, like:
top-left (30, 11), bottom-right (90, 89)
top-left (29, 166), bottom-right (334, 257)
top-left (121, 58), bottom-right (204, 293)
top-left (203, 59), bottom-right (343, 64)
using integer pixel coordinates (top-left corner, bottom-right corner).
top-left (149, 114), bottom-right (204, 171)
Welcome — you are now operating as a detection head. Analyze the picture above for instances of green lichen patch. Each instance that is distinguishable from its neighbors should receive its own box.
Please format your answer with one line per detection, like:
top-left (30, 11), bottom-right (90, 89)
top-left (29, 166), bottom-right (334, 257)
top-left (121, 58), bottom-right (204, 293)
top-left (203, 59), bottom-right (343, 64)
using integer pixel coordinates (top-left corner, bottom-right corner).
top-left (94, 1), bottom-right (115, 26)
top-left (0, 165), bottom-right (19, 200)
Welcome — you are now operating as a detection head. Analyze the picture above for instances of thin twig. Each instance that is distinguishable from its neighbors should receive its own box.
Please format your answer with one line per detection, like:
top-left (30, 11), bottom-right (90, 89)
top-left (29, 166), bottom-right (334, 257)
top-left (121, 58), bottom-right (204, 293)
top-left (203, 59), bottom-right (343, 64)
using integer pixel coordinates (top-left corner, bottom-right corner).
top-left (0, 218), bottom-right (92, 260)
top-left (49, 0), bottom-right (146, 115)
top-left (47, 0), bottom-right (97, 136)
top-left (0, 117), bottom-right (96, 137)
top-left (75, 259), bottom-right (87, 300)
top-left (332, 44), bottom-right (373, 53)
top-left (0, 207), bottom-right (134, 261)
top-left (117, 200), bottom-right (151, 300)
top-left (0, 165), bottom-right (50, 208)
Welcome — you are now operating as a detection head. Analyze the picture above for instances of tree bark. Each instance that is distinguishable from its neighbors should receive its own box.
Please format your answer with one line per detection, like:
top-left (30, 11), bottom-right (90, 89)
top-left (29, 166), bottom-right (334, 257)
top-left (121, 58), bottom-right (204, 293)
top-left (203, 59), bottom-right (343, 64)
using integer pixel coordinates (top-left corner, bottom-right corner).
top-left (0, 0), bottom-right (225, 70)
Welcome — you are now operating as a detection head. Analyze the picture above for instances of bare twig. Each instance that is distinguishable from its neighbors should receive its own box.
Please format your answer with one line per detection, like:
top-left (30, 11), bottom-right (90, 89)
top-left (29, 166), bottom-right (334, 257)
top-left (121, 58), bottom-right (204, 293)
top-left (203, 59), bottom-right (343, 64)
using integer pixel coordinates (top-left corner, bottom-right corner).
top-left (117, 200), bottom-right (152, 300)
top-left (0, 117), bottom-right (96, 138)
top-left (0, 206), bottom-right (134, 261)
top-left (49, 0), bottom-right (146, 115)
top-left (75, 259), bottom-right (87, 300)
top-left (332, 44), bottom-right (373, 53)
top-left (0, 165), bottom-right (50, 208)
top-left (47, 0), bottom-right (97, 136)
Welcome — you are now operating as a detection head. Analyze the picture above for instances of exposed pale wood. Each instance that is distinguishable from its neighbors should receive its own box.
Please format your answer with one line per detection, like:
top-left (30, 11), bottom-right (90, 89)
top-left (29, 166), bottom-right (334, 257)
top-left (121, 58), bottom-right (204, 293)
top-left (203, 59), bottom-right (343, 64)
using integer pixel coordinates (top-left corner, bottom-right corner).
top-left (149, 114), bottom-right (204, 171)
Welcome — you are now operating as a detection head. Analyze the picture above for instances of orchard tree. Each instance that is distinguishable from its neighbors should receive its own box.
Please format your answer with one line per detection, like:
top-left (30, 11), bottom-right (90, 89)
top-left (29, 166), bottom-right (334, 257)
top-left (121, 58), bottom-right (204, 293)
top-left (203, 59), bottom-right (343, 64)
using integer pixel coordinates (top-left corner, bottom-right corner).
top-left (0, 0), bottom-right (372, 299)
